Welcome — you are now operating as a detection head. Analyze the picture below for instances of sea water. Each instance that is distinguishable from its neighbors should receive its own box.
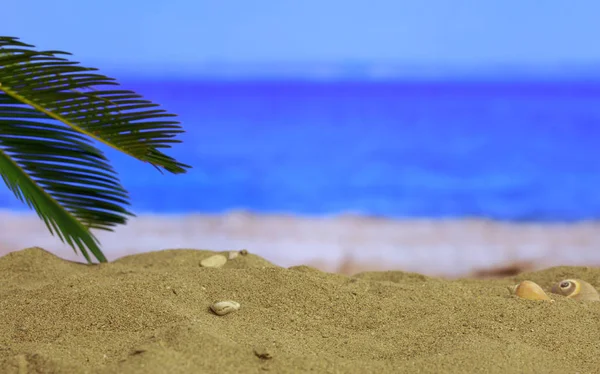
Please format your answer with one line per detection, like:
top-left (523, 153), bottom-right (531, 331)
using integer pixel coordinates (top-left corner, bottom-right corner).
top-left (2, 80), bottom-right (600, 222)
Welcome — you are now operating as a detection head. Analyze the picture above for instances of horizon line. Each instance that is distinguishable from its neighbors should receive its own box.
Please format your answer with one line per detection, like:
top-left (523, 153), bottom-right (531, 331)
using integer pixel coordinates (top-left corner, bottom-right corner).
top-left (90, 61), bottom-right (600, 82)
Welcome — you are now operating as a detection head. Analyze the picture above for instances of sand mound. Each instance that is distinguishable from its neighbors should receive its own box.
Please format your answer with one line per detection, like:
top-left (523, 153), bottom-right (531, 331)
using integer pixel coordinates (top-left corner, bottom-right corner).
top-left (1, 247), bottom-right (599, 373)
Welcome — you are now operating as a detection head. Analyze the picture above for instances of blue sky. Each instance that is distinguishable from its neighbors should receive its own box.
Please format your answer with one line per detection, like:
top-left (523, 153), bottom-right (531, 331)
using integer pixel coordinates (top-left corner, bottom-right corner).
top-left (5, 1), bottom-right (600, 77)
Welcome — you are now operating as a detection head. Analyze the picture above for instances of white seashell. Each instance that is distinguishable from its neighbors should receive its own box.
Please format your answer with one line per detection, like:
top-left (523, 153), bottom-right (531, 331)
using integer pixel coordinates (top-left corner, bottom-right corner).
top-left (210, 301), bottom-right (240, 316)
top-left (200, 254), bottom-right (227, 268)
top-left (228, 251), bottom-right (239, 260)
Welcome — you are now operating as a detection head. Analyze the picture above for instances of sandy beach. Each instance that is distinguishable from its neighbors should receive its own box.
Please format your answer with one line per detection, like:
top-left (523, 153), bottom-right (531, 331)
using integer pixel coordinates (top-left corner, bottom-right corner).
top-left (3, 211), bottom-right (600, 372)
top-left (2, 209), bottom-right (600, 277)
top-left (1, 247), bottom-right (599, 373)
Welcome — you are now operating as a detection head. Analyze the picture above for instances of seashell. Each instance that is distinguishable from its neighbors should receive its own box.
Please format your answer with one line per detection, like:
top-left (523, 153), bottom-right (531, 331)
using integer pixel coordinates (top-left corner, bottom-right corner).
top-left (200, 254), bottom-right (227, 268)
top-left (510, 280), bottom-right (552, 301)
top-left (550, 279), bottom-right (600, 301)
top-left (210, 300), bottom-right (240, 316)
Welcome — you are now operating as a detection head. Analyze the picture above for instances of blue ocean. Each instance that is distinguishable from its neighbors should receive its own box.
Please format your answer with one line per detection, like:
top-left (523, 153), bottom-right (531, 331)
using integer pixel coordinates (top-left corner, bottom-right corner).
top-left (3, 80), bottom-right (600, 222)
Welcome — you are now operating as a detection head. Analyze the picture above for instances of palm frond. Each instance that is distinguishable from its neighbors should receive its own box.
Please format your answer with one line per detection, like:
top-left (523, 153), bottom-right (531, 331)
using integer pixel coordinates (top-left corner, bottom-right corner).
top-left (0, 36), bottom-right (191, 262)
top-left (0, 94), bottom-right (133, 262)
top-left (0, 36), bottom-right (191, 173)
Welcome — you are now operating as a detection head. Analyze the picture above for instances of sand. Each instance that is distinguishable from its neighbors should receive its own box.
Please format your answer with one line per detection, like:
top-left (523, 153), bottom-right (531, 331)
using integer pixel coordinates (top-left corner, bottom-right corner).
top-left (3, 210), bottom-right (600, 277)
top-left (1, 247), bottom-right (600, 373)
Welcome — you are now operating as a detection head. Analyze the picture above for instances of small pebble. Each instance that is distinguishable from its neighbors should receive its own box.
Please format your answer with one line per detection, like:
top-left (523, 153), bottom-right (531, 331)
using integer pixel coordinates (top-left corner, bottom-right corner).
top-left (228, 251), bottom-right (239, 260)
top-left (254, 347), bottom-right (273, 360)
top-left (240, 249), bottom-right (249, 256)
top-left (210, 301), bottom-right (240, 316)
top-left (200, 254), bottom-right (227, 268)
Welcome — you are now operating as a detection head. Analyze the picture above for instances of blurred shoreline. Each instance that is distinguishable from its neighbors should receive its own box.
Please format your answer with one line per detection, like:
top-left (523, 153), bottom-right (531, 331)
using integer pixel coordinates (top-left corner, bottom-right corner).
top-left (2, 209), bottom-right (600, 278)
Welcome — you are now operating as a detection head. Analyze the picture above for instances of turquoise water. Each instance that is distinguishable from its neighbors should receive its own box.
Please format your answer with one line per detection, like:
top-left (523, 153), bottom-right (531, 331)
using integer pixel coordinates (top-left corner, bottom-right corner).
top-left (2, 80), bottom-right (600, 222)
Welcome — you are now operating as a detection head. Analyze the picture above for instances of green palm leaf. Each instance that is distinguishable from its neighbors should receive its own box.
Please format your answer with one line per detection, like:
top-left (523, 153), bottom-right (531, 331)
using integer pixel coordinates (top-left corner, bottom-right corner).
top-left (0, 36), bottom-right (191, 263)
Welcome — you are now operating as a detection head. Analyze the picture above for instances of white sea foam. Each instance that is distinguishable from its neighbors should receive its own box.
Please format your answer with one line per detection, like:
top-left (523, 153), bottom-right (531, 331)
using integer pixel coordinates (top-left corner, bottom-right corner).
top-left (2, 209), bottom-right (599, 277)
